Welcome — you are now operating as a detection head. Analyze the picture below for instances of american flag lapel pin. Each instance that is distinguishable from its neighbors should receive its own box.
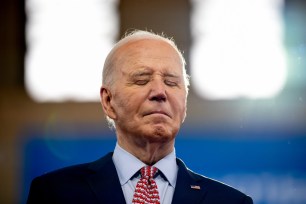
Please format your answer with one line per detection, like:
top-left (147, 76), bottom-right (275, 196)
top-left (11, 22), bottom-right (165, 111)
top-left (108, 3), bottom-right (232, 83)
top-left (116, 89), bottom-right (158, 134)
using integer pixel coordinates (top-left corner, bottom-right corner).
top-left (190, 185), bottom-right (201, 190)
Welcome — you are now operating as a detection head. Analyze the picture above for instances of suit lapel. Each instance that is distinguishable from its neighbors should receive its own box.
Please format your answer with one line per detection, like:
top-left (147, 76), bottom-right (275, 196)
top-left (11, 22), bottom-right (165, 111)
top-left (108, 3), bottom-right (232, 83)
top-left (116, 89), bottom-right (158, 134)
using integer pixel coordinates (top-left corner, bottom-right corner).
top-left (84, 154), bottom-right (209, 204)
top-left (85, 152), bottom-right (126, 204)
top-left (172, 158), bottom-right (208, 204)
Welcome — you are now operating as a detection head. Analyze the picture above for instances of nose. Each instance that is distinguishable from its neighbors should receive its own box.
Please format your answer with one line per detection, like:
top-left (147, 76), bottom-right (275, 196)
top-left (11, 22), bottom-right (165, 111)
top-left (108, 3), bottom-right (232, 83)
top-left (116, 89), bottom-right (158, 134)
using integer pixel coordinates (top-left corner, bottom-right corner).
top-left (148, 79), bottom-right (167, 102)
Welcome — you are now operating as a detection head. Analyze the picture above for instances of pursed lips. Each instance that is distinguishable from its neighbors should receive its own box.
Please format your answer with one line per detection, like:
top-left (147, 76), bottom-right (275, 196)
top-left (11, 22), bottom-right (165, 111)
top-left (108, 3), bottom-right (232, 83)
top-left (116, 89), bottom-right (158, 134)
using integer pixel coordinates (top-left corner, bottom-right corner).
top-left (144, 110), bottom-right (171, 118)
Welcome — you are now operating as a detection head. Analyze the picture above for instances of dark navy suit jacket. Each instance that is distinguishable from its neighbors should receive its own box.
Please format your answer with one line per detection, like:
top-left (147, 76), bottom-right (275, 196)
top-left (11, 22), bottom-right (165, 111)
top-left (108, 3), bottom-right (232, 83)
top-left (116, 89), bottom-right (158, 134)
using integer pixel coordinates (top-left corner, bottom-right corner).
top-left (27, 152), bottom-right (253, 204)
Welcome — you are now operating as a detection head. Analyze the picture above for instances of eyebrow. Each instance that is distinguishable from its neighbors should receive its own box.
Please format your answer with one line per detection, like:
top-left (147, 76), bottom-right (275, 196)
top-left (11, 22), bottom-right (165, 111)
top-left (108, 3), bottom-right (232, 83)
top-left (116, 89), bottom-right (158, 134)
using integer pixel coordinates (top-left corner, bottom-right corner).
top-left (163, 73), bottom-right (179, 79)
top-left (129, 69), bottom-right (153, 79)
top-left (129, 67), bottom-right (180, 79)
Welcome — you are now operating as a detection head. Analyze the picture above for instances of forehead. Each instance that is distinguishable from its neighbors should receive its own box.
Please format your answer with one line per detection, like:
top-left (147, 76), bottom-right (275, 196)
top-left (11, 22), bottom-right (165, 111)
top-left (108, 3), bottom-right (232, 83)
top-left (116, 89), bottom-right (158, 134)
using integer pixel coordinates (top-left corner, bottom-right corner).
top-left (114, 39), bottom-right (183, 74)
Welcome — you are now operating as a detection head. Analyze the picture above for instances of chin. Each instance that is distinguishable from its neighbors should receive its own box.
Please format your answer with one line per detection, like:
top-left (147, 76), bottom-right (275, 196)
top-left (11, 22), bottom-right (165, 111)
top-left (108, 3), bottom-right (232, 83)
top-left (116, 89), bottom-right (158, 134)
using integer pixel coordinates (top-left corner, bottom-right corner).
top-left (144, 125), bottom-right (175, 143)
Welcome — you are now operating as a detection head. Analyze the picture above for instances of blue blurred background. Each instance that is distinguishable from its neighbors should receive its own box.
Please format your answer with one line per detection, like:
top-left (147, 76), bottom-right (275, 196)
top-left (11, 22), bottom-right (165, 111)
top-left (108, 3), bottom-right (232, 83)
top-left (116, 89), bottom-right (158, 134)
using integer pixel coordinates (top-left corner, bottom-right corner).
top-left (1, 0), bottom-right (306, 204)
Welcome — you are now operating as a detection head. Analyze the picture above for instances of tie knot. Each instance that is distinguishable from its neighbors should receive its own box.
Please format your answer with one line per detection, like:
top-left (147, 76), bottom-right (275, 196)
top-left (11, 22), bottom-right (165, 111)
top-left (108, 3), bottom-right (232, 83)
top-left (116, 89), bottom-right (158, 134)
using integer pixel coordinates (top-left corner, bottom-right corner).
top-left (140, 166), bottom-right (158, 179)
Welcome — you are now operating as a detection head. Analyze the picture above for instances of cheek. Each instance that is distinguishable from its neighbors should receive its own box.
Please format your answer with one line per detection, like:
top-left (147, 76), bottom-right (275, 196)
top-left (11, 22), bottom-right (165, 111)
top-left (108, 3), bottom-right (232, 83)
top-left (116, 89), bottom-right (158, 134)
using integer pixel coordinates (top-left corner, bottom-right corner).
top-left (113, 90), bottom-right (144, 117)
top-left (171, 93), bottom-right (187, 118)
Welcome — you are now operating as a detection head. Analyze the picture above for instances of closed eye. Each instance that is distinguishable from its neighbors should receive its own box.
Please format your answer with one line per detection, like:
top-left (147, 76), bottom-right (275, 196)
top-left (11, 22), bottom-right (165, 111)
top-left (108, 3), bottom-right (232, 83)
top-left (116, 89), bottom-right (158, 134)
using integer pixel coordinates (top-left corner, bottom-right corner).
top-left (165, 80), bottom-right (178, 86)
top-left (135, 80), bottom-right (149, 85)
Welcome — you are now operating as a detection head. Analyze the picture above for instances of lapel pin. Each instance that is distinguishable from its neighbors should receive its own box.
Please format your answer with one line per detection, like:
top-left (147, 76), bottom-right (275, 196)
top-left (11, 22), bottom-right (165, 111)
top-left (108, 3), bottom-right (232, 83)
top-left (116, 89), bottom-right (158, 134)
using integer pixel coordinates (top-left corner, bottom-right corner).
top-left (190, 185), bottom-right (201, 190)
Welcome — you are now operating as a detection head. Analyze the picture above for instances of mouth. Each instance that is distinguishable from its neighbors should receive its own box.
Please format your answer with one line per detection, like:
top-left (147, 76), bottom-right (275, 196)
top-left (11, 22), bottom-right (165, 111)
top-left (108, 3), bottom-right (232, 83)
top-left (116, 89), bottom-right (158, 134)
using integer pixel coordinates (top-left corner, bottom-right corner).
top-left (144, 110), bottom-right (171, 118)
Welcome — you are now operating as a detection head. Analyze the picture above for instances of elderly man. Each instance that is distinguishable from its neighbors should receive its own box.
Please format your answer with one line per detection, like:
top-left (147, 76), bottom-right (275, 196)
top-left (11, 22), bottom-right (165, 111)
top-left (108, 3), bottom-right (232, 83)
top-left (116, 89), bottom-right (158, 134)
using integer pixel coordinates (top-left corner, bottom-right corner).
top-left (27, 30), bottom-right (253, 204)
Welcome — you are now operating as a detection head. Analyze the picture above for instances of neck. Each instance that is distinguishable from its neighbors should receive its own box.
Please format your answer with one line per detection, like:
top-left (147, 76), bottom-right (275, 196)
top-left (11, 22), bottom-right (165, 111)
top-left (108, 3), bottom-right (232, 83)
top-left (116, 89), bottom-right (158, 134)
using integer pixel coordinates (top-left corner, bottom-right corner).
top-left (117, 135), bottom-right (174, 165)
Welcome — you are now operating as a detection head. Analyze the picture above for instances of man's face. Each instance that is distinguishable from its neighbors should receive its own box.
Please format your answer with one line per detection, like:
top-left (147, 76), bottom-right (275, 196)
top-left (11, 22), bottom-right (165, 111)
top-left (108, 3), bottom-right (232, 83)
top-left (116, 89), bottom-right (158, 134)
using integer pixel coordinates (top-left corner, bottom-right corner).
top-left (105, 39), bottom-right (187, 145)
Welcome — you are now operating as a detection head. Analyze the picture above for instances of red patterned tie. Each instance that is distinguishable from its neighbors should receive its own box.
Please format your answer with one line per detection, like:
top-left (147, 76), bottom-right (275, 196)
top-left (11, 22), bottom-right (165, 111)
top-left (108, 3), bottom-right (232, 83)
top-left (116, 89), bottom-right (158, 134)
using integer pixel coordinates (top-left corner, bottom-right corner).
top-left (132, 166), bottom-right (160, 204)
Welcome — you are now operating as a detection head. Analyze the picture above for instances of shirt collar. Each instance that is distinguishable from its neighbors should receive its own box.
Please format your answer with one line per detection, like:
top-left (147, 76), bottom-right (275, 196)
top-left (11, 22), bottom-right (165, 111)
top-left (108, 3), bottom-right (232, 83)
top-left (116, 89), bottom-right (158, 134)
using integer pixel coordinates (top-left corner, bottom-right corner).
top-left (112, 143), bottom-right (177, 187)
top-left (154, 149), bottom-right (178, 187)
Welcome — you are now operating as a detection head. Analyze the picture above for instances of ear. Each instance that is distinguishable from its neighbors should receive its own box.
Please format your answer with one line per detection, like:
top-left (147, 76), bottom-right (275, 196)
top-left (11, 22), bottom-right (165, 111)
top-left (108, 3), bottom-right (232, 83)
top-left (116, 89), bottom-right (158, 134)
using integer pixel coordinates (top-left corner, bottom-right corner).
top-left (100, 86), bottom-right (117, 120)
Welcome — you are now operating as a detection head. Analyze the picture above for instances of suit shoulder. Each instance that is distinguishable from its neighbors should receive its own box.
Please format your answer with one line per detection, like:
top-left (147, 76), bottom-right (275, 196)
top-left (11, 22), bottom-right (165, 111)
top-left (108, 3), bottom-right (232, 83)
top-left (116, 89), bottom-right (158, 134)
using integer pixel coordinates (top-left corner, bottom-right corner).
top-left (34, 152), bottom-right (113, 182)
top-left (175, 158), bottom-right (253, 203)
top-left (33, 162), bottom-right (91, 185)
top-left (187, 169), bottom-right (253, 203)
top-left (191, 170), bottom-right (244, 194)
top-left (27, 154), bottom-right (114, 204)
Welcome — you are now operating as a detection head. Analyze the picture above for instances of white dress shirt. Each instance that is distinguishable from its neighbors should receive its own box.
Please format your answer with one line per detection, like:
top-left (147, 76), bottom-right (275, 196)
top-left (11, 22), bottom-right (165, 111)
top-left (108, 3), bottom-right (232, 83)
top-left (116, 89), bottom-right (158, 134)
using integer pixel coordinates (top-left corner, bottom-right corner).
top-left (112, 143), bottom-right (178, 204)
